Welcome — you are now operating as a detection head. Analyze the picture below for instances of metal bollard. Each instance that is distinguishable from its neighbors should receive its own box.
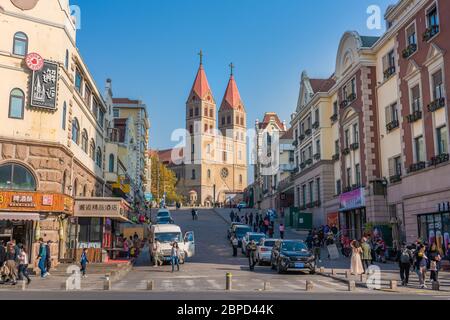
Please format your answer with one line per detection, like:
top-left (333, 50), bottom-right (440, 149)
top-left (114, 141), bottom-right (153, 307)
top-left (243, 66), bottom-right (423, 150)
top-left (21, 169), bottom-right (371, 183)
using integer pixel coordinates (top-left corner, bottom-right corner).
top-left (147, 280), bottom-right (154, 291)
top-left (104, 275), bottom-right (111, 291)
top-left (348, 280), bottom-right (356, 291)
top-left (264, 281), bottom-right (270, 291)
top-left (306, 280), bottom-right (314, 291)
top-left (390, 280), bottom-right (398, 291)
top-left (226, 273), bottom-right (232, 291)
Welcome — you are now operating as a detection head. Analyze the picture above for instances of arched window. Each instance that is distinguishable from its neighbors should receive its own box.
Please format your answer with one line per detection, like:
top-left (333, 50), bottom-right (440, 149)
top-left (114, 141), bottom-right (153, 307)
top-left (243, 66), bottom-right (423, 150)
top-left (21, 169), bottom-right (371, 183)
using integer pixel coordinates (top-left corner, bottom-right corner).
top-left (73, 179), bottom-right (78, 196)
top-left (9, 88), bottom-right (25, 119)
top-left (89, 139), bottom-right (95, 160)
top-left (65, 49), bottom-right (69, 69)
top-left (62, 102), bottom-right (67, 130)
top-left (83, 185), bottom-right (87, 197)
top-left (0, 163), bottom-right (36, 191)
top-left (72, 118), bottom-right (80, 144)
top-left (207, 169), bottom-right (211, 179)
top-left (96, 147), bottom-right (102, 168)
top-left (13, 32), bottom-right (28, 56)
top-left (81, 129), bottom-right (88, 153)
top-left (239, 174), bottom-right (243, 184)
top-left (109, 154), bottom-right (115, 173)
top-left (191, 169), bottom-right (196, 180)
top-left (209, 109), bottom-right (214, 118)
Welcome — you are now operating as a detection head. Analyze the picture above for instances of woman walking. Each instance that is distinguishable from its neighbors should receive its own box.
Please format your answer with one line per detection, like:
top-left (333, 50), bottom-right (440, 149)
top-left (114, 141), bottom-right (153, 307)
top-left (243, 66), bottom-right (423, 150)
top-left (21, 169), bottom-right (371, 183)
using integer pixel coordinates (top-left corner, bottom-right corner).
top-left (171, 242), bottom-right (180, 273)
top-left (18, 245), bottom-right (31, 284)
top-left (415, 244), bottom-right (428, 289)
top-left (350, 240), bottom-right (364, 276)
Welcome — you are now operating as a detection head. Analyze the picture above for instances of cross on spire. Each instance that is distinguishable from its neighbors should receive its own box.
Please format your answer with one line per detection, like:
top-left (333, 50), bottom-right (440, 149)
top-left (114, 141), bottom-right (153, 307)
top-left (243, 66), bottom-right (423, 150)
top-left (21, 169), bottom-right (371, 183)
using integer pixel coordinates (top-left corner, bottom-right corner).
top-left (229, 62), bottom-right (235, 76)
top-left (198, 50), bottom-right (204, 65)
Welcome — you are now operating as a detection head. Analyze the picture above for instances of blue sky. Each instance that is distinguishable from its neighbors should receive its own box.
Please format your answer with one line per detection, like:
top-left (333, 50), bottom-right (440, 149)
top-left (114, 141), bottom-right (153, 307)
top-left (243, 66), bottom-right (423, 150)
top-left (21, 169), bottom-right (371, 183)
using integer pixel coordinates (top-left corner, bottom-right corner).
top-left (72, 0), bottom-right (393, 150)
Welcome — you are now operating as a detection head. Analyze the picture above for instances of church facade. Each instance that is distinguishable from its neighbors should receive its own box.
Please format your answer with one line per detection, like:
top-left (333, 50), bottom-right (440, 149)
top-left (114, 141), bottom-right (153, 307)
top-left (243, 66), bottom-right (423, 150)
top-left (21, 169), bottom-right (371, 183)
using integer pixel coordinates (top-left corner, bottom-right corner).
top-left (171, 59), bottom-right (248, 207)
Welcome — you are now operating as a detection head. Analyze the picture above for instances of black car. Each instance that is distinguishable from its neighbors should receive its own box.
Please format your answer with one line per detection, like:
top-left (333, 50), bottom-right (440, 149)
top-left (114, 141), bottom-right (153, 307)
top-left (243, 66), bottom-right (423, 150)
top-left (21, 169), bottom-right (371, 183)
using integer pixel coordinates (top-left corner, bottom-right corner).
top-left (270, 240), bottom-right (316, 274)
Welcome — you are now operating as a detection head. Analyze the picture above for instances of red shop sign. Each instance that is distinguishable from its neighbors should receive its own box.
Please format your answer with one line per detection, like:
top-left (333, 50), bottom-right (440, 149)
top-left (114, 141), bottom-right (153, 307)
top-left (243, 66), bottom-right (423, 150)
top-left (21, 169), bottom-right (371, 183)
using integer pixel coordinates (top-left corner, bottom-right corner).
top-left (25, 52), bottom-right (44, 71)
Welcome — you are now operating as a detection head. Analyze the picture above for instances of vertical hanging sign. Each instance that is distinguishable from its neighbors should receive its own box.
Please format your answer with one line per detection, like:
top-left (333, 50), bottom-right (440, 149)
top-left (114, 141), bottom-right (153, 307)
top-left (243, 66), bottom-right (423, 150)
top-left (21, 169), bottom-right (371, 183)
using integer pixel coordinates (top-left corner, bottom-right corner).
top-left (30, 60), bottom-right (58, 110)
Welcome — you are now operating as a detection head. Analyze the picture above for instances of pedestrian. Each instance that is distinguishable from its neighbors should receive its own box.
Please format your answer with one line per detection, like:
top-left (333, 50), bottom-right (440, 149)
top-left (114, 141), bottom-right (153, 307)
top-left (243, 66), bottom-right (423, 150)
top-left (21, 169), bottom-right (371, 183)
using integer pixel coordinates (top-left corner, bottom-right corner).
top-left (192, 209), bottom-right (196, 220)
top-left (127, 236), bottom-right (134, 258)
top-left (80, 248), bottom-right (89, 278)
top-left (171, 242), bottom-right (180, 272)
top-left (0, 240), bottom-right (6, 268)
top-left (264, 217), bottom-right (269, 234)
top-left (17, 245), bottom-right (31, 284)
top-left (428, 243), bottom-right (442, 283)
top-left (247, 240), bottom-right (257, 271)
top-left (350, 240), bottom-right (364, 276)
top-left (245, 214), bottom-right (249, 225)
top-left (397, 243), bottom-right (413, 286)
top-left (152, 239), bottom-right (162, 267)
top-left (235, 215), bottom-right (241, 223)
top-left (249, 212), bottom-right (254, 226)
top-left (133, 232), bottom-right (139, 241)
top-left (36, 238), bottom-right (48, 278)
top-left (45, 240), bottom-right (52, 275)
top-left (312, 235), bottom-right (322, 265)
top-left (253, 222), bottom-right (258, 233)
top-left (123, 236), bottom-right (130, 259)
top-left (195, 209), bottom-right (199, 220)
top-left (331, 224), bottom-right (338, 235)
top-left (279, 224), bottom-right (285, 239)
top-left (5, 242), bottom-right (18, 285)
top-left (230, 210), bottom-right (235, 222)
top-left (361, 237), bottom-right (372, 273)
top-left (231, 236), bottom-right (238, 257)
top-left (415, 244), bottom-right (428, 289)
top-left (325, 232), bottom-right (335, 259)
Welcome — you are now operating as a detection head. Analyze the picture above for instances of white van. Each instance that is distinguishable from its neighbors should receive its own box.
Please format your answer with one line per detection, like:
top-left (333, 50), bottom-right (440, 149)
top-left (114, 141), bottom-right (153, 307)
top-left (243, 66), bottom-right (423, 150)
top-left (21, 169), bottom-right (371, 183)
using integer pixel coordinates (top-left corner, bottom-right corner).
top-left (149, 224), bottom-right (195, 263)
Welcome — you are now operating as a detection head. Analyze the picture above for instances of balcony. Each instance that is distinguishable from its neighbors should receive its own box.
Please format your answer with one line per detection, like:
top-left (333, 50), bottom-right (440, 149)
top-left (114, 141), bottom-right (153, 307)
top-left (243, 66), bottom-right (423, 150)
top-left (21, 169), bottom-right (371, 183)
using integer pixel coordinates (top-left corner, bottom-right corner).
top-left (423, 25), bottom-right (439, 41)
top-left (406, 110), bottom-right (422, 123)
top-left (292, 167), bottom-right (299, 174)
top-left (408, 161), bottom-right (426, 173)
top-left (340, 100), bottom-right (348, 109)
top-left (383, 66), bottom-right (396, 80)
top-left (428, 97), bottom-right (446, 113)
top-left (343, 186), bottom-right (352, 193)
top-left (330, 114), bottom-right (338, 123)
top-left (402, 43), bottom-right (417, 59)
top-left (280, 164), bottom-right (296, 172)
top-left (293, 140), bottom-right (299, 147)
top-left (342, 148), bottom-right (350, 156)
top-left (389, 174), bottom-right (402, 184)
top-left (332, 153), bottom-right (340, 162)
top-left (314, 153), bottom-right (321, 161)
top-left (386, 120), bottom-right (399, 132)
top-left (299, 134), bottom-right (306, 141)
top-left (429, 153), bottom-right (450, 166)
top-left (305, 159), bottom-right (313, 166)
top-left (305, 129), bottom-right (312, 136)
top-left (300, 162), bottom-right (306, 170)
top-left (312, 121), bottom-right (320, 130)
top-left (350, 142), bottom-right (359, 151)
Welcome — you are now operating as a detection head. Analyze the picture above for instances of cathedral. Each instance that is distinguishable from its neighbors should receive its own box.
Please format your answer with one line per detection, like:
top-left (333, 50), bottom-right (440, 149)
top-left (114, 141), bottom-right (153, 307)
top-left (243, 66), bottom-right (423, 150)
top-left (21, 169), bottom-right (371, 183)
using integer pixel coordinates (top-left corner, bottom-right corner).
top-left (169, 54), bottom-right (248, 207)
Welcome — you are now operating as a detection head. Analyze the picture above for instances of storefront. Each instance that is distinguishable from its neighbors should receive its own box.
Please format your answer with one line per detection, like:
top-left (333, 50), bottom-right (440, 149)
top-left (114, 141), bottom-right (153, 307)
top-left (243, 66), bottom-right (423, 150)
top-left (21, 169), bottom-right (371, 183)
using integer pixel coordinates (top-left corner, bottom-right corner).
top-left (417, 209), bottom-right (450, 255)
top-left (338, 188), bottom-right (366, 240)
top-left (72, 197), bottom-right (132, 262)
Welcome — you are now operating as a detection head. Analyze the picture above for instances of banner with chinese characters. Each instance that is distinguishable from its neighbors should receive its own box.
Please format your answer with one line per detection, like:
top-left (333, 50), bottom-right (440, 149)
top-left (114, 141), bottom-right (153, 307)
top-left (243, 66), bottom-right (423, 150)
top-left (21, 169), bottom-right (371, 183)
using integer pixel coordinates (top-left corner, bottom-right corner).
top-left (30, 60), bottom-right (58, 110)
top-left (0, 191), bottom-right (73, 213)
top-left (74, 198), bottom-right (132, 222)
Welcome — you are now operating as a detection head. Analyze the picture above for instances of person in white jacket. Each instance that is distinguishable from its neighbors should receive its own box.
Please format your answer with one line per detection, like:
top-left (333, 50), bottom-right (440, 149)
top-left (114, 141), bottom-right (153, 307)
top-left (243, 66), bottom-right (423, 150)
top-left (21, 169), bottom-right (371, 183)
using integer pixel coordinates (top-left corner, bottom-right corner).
top-left (18, 246), bottom-right (31, 284)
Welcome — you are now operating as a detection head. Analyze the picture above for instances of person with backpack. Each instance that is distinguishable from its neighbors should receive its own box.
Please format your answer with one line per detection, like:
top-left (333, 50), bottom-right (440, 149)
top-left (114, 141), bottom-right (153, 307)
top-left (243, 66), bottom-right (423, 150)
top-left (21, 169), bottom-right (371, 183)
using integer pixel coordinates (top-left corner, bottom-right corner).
top-left (361, 237), bottom-right (372, 273)
top-left (428, 243), bottom-right (442, 283)
top-left (397, 243), bottom-right (413, 286)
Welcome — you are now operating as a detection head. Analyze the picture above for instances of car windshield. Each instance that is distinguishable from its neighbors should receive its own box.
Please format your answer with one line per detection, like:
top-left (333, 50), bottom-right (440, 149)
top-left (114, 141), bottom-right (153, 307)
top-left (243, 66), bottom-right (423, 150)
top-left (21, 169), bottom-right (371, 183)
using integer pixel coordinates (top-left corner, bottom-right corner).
top-left (155, 232), bottom-right (182, 243)
top-left (157, 217), bottom-right (170, 224)
top-left (263, 240), bottom-right (276, 247)
top-left (235, 227), bottom-right (251, 237)
top-left (249, 234), bottom-right (265, 242)
top-left (157, 211), bottom-right (170, 218)
top-left (281, 241), bottom-right (308, 252)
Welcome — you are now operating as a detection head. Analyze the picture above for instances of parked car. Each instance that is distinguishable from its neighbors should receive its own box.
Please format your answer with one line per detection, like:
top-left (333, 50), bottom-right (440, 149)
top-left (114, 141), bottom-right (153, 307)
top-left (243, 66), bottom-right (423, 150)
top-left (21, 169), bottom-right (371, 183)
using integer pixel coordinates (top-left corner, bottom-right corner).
top-left (227, 222), bottom-right (244, 239)
top-left (156, 209), bottom-right (172, 219)
top-left (270, 240), bottom-right (316, 274)
top-left (156, 216), bottom-right (174, 224)
top-left (256, 238), bottom-right (279, 265)
top-left (237, 202), bottom-right (248, 209)
top-left (241, 233), bottom-right (266, 256)
top-left (232, 225), bottom-right (252, 248)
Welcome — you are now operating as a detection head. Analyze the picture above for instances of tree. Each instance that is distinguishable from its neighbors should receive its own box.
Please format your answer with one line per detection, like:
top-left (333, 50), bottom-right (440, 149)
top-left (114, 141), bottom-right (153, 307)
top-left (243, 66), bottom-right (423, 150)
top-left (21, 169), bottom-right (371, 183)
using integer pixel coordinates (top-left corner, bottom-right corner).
top-left (150, 155), bottom-right (183, 204)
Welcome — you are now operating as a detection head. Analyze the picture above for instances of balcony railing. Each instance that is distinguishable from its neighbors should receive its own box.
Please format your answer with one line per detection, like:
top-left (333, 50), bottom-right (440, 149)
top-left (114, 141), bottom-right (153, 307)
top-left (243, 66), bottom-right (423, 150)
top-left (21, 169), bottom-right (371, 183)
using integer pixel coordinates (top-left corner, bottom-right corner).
top-left (383, 66), bottom-right (396, 80)
top-left (350, 142), bottom-right (359, 151)
top-left (429, 153), bottom-right (450, 166)
top-left (340, 100), bottom-right (348, 109)
top-left (402, 43), bottom-right (417, 59)
top-left (406, 110), bottom-right (422, 123)
top-left (423, 25), bottom-right (440, 41)
top-left (408, 161), bottom-right (426, 173)
top-left (332, 154), bottom-right (340, 162)
top-left (312, 121), bottom-right (320, 130)
top-left (299, 134), bottom-right (306, 141)
top-left (389, 174), bottom-right (402, 184)
top-left (428, 97), bottom-right (446, 113)
top-left (342, 148), bottom-right (351, 156)
top-left (305, 159), bottom-right (313, 166)
top-left (313, 153), bottom-right (321, 161)
top-left (300, 162), bottom-right (306, 170)
top-left (330, 114), bottom-right (338, 123)
top-left (293, 140), bottom-right (299, 147)
top-left (305, 129), bottom-right (312, 136)
top-left (386, 120), bottom-right (399, 132)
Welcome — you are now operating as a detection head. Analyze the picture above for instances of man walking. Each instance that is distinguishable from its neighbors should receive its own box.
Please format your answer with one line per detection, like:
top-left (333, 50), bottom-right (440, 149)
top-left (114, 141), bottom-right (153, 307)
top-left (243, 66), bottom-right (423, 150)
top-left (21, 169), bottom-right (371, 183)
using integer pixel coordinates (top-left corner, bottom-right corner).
top-left (231, 235), bottom-right (238, 257)
top-left (247, 240), bottom-right (258, 271)
top-left (152, 239), bottom-right (162, 267)
top-left (249, 212), bottom-right (254, 227)
top-left (313, 235), bottom-right (322, 265)
top-left (361, 237), bottom-right (372, 273)
top-left (279, 224), bottom-right (285, 239)
top-left (230, 210), bottom-right (235, 222)
top-left (37, 238), bottom-right (48, 278)
top-left (45, 241), bottom-right (52, 275)
top-left (397, 243), bottom-right (413, 286)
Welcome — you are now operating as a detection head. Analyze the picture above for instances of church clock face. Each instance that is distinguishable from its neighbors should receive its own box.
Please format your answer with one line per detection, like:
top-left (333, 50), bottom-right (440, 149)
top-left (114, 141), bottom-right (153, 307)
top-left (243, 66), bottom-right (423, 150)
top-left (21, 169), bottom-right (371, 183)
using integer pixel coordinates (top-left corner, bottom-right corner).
top-left (221, 168), bottom-right (229, 179)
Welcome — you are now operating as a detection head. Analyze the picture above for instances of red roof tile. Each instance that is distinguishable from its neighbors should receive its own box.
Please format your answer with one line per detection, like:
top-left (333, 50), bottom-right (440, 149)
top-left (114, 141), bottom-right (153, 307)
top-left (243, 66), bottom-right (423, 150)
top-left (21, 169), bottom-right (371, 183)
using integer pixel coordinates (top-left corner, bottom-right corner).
top-left (190, 64), bottom-right (212, 100)
top-left (259, 112), bottom-right (285, 131)
top-left (220, 75), bottom-right (242, 111)
top-left (309, 77), bottom-right (335, 94)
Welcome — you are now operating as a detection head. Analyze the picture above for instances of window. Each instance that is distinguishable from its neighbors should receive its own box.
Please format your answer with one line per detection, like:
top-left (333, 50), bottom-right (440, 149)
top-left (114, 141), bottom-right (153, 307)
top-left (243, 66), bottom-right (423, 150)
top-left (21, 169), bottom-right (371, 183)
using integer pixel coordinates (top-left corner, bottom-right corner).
top-left (236, 116), bottom-right (239, 124)
top-left (189, 109), bottom-right (193, 117)
top-left (84, 85), bottom-right (92, 107)
top-left (346, 168), bottom-right (352, 187)
top-left (227, 116), bottom-right (231, 124)
top-left (204, 108), bottom-right (208, 116)
top-left (195, 108), bottom-right (199, 116)
top-left (426, 5), bottom-right (439, 30)
top-left (75, 70), bottom-right (83, 94)
top-left (335, 140), bottom-right (339, 155)
top-left (302, 185), bottom-right (307, 206)
top-left (62, 102), bottom-right (67, 130)
top-left (406, 23), bottom-right (417, 47)
top-left (301, 122), bottom-right (305, 135)
top-left (333, 101), bottom-right (338, 115)
top-left (223, 152), bottom-right (227, 162)
top-left (81, 130), bottom-right (88, 153)
top-left (9, 88), bottom-right (25, 119)
top-left (432, 69), bottom-right (444, 100)
top-left (343, 78), bottom-right (356, 101)
top-left (65, 49), bottom-right (69, 69)
top-left (437, 126), bottom-right (448, 155)
top-left (191, 170), bottom-right (196, 180)
top-left (207, 169), bottom-right (211, 179)
top-left (89, 140), bottom-right (95, 160)
top-left (385, 103), bottom-right (399, 126)
top-left (389, 155), bottom-right (402, 177)
top-left (13, 32), bottom-right (28, 56)
top-left (109, 154), bottom-right (115, 173)
top-left (411, 85), bottom-right (421, 112)
top-left (414, 135), bottom-right (425, 162)
top-left (189, 125), bottom-right (193, 134)
top-left (382, 50), bottom-right (396, 79)
top-left (240, 117), bottom-right (244, 126)
top-left (210, 109), bottom-right (214, 118)
top-left (308, 145), bottom-right (312, 159)
top-left (98, 109), bottom-right (105, 128)
top-left (238, 150), bottom-right (242, 160)
top-left (309, 181), bottom-right (314, 204)
top-left (336, 180), bottom-right (342, 195)
top-left (72, 118), bottom-right (80, 144)
top-left (96, 147), bottom-right (102, 168)
top-left (204, 124), bottom-right (208, 133)
top-left (0, 163), bottom-right (36, 191)
top-left (353, 123), bottom-right (359, 144)
top-left (355, 164), bottom-right (361, 186)
top-left (78, 218), bottom-right (102, 243)
top-left (113, 108), bottom-right (119, 118)
top-left (221, 117), bottom-right (225, 125)
top-left (344, 129), bottom-right (350, 148)
top-left (316, 178), bottom-right (321, 203)
top-left (316, 140), bottom-right (321, 155)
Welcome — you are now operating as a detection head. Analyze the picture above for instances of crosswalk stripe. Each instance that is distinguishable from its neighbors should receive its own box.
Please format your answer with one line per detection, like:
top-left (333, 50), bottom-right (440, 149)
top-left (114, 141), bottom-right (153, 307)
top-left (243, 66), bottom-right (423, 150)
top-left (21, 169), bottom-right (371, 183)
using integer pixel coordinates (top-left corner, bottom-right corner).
top-left (161, 280), bottom-right (174, 291)
top-left (207, 279), bottom-right (222, 290)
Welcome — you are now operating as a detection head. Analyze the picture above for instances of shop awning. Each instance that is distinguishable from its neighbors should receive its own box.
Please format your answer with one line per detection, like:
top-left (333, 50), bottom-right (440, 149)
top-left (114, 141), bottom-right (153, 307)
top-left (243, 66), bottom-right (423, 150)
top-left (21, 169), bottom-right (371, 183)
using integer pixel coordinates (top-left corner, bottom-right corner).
top-left (74, 198), bottom-right (132, 223)
top-left (0, 213), bottom-right (40, 221)
top-left (74, 211), bottom-right (131, 223)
